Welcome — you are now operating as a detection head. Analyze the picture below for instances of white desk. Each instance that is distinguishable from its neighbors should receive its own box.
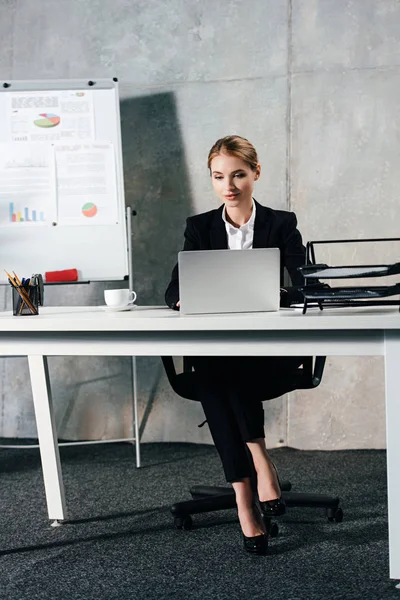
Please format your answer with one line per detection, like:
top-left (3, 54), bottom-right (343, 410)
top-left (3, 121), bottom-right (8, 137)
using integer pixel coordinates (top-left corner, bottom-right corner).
top-left (0, 305), bottom-right (399, 581)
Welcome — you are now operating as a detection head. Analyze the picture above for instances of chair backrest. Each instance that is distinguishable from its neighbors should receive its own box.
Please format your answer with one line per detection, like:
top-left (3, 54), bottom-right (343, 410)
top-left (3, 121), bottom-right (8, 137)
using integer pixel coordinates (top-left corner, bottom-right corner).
top-left (161, 356), bottom-right (326, 402)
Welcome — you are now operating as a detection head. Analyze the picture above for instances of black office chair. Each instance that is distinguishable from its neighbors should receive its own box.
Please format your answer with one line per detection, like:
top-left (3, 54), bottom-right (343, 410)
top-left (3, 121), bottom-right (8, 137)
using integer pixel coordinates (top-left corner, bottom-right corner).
top-left (161, 355), bottom-right (343, 536)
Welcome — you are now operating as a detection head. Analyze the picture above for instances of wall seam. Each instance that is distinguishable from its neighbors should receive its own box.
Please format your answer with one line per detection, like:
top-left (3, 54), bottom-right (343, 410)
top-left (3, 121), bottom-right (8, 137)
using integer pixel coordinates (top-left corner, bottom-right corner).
top-left (286, 0), bottom-right (293, 214)
top-left (9, 0), bottom-right (17, 77)
top-left (285, 0), bottom-right (293, 448)
top-left (119, 63), bottom-right (400, 94)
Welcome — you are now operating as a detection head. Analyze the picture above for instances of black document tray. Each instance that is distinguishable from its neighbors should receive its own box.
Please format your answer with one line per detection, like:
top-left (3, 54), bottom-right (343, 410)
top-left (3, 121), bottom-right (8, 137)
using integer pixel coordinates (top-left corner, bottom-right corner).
top-left (299, 263), bottom-right (400, 280)
top-left (297, 238), bottom-right (400, 314)
top-left (303, 283), bottom-right (400, 300)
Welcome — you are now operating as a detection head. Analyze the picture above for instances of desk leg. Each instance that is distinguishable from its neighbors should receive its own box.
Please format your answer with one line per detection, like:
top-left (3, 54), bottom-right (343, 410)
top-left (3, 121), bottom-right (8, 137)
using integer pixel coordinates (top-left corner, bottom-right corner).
top-left (132, 357), bottom-right (141, 468)
top-left (28, 355), bottom-right (66, 522)
top-left (384, 332), bottom-right (400, 581)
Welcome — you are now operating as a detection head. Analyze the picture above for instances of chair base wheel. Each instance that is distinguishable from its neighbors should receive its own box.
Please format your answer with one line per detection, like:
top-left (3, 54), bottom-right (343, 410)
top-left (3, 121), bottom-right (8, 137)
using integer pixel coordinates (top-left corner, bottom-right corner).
top-left (263, 518), bottom-right (279, 537)
top-left (327, 507), bottom-right (343, 523)
top-left (174, 515), bottom-right (193, 530)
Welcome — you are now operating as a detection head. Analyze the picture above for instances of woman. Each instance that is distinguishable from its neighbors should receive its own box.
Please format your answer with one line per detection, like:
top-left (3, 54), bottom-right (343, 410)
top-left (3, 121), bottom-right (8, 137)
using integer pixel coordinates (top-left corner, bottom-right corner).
top-left (165, 135), bottom-right (306, 555)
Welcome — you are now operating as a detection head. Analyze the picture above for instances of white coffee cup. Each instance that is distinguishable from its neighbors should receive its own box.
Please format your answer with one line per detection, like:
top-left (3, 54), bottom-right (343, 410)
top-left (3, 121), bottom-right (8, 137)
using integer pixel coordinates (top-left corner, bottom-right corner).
top-left (104, 288), bottom-right (137, 308)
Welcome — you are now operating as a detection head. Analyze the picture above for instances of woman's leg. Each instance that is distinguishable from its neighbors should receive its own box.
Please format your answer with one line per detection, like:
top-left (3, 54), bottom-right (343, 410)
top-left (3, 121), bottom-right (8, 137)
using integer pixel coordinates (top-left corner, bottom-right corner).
top-left (226, 356), bottom-right (304, 502)
top-left (226, 387), bottom-right (280, 501)
top-left (246, 439), bottom-right (280, 501)
top-left (193, 357), bottom-right (253, 482)
top-left (192, 357), bottom-right (264, 537)
top-left (192, 356), bottom-right (303, 534)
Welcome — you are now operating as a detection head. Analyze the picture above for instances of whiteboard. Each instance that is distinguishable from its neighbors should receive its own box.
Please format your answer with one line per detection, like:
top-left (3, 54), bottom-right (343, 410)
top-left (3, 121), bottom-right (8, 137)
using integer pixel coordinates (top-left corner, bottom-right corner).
top-left (0, 79), bottom-right (128, 282)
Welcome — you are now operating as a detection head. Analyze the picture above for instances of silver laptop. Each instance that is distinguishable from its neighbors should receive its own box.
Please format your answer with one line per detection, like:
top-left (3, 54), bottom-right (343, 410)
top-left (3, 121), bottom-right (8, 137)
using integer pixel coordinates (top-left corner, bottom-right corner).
top-left (178, 248), bottom-right (280, 315)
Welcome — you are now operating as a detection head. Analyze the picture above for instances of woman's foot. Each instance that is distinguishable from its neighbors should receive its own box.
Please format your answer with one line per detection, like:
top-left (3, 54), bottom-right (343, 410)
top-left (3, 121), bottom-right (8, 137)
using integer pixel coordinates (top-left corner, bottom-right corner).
top-left (242, 530), bottom-right (268, 555)
top-left (256, 458), bottom-right (281, 503)
top-left (258, 496), bottom-right (286, 518)
top-left (232, 477), bottom-right (266, 537)
top-left (256, 458), bottom-right (286, 517)
top-left (237, 505), bottom-right (265, 538)
top-left (238, 503), bottom-right (268, 555)
top-left (246, 439), bottom-right (281, 502)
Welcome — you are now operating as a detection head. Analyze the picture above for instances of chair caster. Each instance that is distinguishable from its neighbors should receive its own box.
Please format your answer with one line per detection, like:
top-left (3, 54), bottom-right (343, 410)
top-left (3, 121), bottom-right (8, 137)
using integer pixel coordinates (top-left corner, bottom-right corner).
top-left (174, 515), bottom-right (193, 530)
top-left (327, 507), bottom-right (343, 523)
top-left (270, 522), bottom-right (279, 537)
top-left (263, 518), bottom-right (279, 537)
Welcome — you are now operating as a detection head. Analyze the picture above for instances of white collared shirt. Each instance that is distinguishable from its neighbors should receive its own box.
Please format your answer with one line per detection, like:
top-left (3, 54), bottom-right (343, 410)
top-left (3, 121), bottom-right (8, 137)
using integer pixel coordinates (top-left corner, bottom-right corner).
top-left (222, 198), bottom-right (256, 250)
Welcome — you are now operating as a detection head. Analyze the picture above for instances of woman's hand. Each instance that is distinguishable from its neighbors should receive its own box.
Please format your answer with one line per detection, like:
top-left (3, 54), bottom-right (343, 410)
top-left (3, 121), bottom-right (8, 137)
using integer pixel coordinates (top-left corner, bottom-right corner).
top-left (176, 301), bottom-right (180, 307)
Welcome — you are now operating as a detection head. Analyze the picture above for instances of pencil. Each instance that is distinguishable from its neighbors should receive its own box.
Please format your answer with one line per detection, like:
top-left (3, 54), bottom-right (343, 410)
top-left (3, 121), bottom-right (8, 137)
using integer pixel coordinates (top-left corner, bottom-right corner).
top-left (5, 271), bottom-right (37, 314)
top-left (18, 278), bottom-right (33, 315)
top-left (12, 272), bottom-right (30, 315)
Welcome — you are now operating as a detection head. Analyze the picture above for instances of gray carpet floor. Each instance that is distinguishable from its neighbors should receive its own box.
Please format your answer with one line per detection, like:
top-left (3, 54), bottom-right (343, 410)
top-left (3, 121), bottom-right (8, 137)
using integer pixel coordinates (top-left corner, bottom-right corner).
top-left (0, 441), bottom-right (398, 600)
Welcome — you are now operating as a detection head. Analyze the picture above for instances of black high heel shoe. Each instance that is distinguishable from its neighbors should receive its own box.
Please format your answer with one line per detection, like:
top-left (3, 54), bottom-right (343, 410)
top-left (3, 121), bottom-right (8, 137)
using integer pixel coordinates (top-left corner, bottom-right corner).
top-left (242, 532), bottom-right (268, 555)
top-left (241, 506), bottom-right (269, 555)
top-left (258, 497), bottom-right (286, 518)
top-left (258, 461), bottom-right (286, 518)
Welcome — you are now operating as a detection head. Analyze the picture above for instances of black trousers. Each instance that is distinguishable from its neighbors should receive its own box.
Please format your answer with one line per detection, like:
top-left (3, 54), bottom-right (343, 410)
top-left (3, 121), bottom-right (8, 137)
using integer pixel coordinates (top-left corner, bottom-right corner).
top-left (191, 356), bottom-right (304, 482)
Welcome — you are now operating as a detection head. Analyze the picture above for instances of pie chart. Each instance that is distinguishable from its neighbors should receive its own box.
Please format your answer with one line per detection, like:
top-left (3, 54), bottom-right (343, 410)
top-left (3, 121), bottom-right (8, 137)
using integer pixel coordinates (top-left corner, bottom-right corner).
top-left (34, 113), bottom-right (61, 128)
top-left (82, 202), bottom-right (97, 218)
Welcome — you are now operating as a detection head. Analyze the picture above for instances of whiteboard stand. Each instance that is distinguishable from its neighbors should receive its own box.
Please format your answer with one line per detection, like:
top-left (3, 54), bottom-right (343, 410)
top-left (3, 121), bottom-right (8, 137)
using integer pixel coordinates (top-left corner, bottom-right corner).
top-left (126, 205), bottom-right (141, 468)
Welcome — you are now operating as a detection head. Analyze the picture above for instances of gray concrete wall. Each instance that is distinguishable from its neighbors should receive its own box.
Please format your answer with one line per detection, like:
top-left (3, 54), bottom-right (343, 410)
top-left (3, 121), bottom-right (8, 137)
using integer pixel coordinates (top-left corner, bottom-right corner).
top-left (0, 0), bottom-right (399, 450)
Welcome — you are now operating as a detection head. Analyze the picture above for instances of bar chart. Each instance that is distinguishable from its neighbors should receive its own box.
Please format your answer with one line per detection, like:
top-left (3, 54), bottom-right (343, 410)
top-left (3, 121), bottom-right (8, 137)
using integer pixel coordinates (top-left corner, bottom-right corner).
top-left (9, 202), bottom-right (45, 223)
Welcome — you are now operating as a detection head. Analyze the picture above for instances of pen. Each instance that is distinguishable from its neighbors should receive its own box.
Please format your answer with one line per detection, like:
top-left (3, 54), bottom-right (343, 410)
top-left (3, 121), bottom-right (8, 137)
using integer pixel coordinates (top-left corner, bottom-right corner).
top-left (5, 271), bottom-right (37, 314)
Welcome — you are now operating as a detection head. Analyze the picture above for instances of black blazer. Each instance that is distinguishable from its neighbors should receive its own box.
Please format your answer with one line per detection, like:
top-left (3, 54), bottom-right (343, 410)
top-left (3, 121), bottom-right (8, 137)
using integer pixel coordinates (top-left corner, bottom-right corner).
top-left (165, 199), bottom-right (306, 309)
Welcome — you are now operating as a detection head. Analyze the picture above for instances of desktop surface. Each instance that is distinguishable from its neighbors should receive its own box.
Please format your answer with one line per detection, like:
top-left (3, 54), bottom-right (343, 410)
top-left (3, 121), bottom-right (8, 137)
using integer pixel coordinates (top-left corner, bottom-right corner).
top-left (0, 305), bottom-right (398, 332)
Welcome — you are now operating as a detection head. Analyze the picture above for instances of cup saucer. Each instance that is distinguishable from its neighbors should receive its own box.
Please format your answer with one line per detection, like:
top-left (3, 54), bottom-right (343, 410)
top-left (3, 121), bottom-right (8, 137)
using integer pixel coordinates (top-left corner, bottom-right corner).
top-left (104, 304), bottom-right (137, 312)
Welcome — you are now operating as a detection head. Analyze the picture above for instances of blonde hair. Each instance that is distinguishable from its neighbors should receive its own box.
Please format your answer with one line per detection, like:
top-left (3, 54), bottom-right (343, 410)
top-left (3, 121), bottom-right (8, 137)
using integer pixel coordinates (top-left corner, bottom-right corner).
top-left (207, 135), bottom-right (259, 172)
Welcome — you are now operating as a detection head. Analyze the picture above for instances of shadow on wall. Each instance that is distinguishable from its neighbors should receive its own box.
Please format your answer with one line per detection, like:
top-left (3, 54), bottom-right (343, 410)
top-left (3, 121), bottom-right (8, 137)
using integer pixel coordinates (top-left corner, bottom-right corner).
top-left (120, 92), bottom-right (193, 440)
top-left (120, 92), bottom-right (193, 306)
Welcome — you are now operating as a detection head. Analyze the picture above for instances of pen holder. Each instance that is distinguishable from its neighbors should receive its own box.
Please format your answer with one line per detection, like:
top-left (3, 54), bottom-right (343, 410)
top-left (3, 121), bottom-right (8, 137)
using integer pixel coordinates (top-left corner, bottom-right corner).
top-left (12, 285), bottom-right (40, 316)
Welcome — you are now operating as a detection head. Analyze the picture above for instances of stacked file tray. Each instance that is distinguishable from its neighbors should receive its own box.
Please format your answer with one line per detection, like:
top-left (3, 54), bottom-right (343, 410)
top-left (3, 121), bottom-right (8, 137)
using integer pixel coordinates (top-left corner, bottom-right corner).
top-left (297, 238), bottom-right (400, 314)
